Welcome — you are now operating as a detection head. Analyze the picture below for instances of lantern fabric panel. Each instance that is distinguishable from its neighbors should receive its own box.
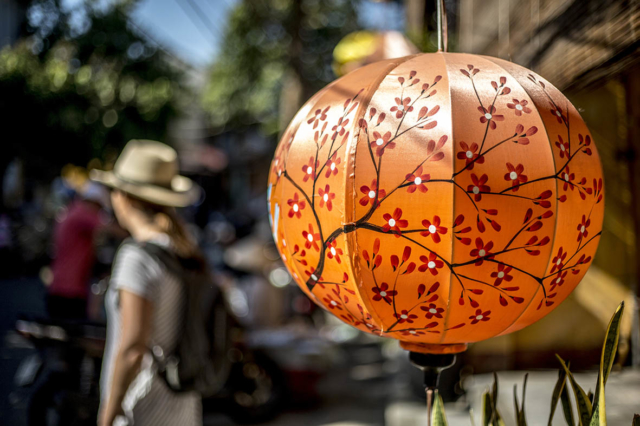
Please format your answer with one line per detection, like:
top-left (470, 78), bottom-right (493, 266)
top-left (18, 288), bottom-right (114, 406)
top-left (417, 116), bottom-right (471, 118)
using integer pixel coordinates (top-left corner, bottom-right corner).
top-left (348, 53), bottom-right (455, 341)
top-left (267, 52), bottom-right (604, 352)
top-left (270, 58), bottom-right (415, 332)
top-left (486, 57), bottom-right (605, 336)
top-left (432, 54), bottom-right (550, 344)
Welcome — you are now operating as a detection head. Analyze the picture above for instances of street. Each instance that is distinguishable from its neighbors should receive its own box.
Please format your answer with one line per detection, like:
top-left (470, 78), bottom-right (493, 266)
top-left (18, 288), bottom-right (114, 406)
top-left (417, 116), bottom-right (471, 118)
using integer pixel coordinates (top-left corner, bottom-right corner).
top-left (1, 277), bottom-right (638, 426)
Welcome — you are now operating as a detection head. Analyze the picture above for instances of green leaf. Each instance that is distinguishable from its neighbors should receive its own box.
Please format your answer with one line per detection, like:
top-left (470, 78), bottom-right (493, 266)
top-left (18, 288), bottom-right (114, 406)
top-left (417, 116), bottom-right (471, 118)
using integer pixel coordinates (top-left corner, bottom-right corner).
top-left (556, 354), bottom-right (593, 426)
top-left (514, 384), bottom-right (521, 425)
top-left (432, 391), bottom-right (448, 426)
top-left (591, 302), bottom-right (625, 422)
top-left (482, 390), bottom-right (505, 426)
top-left (519, 374), bottom-right (528, 426)
top-left (601, 302), bottom-right (625, 384)
top-left (561, 383), bottom-right (576, 426)
top-left (482, 391), bottom-right (492, 426)
top-left (490, 373), bottom-right (506, 426)
top-left (589, 368), bottom-right (606, 426)
top-left (549, 368), bottom-right (568, 425)
top-left (632, 414), bottom-right (640, 425)
top-left (513, 375), bottom-right (528, 426)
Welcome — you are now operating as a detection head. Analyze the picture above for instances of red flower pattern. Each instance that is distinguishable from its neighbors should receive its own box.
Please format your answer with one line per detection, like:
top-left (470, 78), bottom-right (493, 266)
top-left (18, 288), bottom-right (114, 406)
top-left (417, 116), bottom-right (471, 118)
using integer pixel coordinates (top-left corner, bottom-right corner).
top-left (577, 215), bottom-right (590, 243)
top-left (325, 152), bottom-right (342, 178)
top-left (504, 163), bottom-right (528, 192)
top-left (318, 184), bottom-right (335, 211)
top-left (550, 106), bottom-right (565, 123)
top-left (555, 135), bottom-right (570, 158)
top-left (506, 99), bottom-right (531, 116)
top-left (420, 216), bottom-right (447, 243)
top-left (405, 165), bottom-right (430, 193)
top-left (390, 97), bottom-right (414, 119)
top-left (287, 193), bottom-right (306, 219)
top-left (304, 267), bottom-right (322, 283)
top-left (332, 117), bottom-right (349, 137)
top-left (560, 167), bottom-right (575, 191)
top-left (551, 247), bottom-right (567, 273)
top-left (467, 173), bottom-right (491, 201)
top-left (469, 309), bottom-right (491, 324)
top-left (470, 238), bottom-right (494, 266)
top-left (421, 303), bottom-right (444, 319)
top-left (401, 329), bottom-right (426, 336)
top-left (307, 106), bottom-right (329, 128)
top-left (326, 240), bottom-right (343, 264)
top-left (457, 141), bottom-right (484, 170)
top-left (478, 105), bottom-right (504, 130)
top-left (302, 224), bottom-right (320, 252)
top-left (382, 208), bottom-right (409, 238)
top-left (550, 271), bottom-right (567, 290)
top-left (359, 179), bottom-right (386, 206)
top-left (490, 264), bottom-right (513, 286)
top-left (382, 208), bottom-right (408, 236)
top-left (372, 282), bottom-right (397, 304)
top-left (323, 295), bottom-right (342, 310)
top-left (302, 157), bottom-right (319, 182)
top-left (418, 252), bottom-right (444, 275)
top-left (393, 310), bottom-right (418, 324)
top-left (370, 131), bottom-right (395, 156)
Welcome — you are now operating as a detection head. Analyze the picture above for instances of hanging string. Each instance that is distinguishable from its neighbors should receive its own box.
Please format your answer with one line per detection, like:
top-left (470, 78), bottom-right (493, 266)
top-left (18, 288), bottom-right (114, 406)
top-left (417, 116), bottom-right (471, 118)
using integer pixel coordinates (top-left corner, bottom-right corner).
top-left (436, 0), bottom-right (448, 52)
top-left (426, 388), bottom-right (433, 426)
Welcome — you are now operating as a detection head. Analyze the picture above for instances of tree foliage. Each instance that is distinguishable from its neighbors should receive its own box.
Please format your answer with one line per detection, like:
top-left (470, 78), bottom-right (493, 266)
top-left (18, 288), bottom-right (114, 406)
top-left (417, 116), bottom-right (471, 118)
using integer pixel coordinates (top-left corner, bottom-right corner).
top-left (0, 0), bottom-right (185, 182)
top-left (203, 0), bottom-right (361, 135)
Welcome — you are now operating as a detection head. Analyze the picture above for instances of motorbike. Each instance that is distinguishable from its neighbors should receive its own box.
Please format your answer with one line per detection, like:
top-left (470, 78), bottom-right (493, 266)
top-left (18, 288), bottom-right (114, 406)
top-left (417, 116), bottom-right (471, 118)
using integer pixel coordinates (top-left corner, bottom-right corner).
top-left (13, 307), bottom-right (286, 425)
top-left (13, 315), bottom-right (105, 426)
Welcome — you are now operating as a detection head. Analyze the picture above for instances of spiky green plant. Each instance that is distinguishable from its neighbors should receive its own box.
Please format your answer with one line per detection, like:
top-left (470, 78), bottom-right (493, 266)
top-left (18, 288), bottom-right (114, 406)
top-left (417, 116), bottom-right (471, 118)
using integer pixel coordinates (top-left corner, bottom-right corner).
top-left (431, 302), bottom-right (638, 425)
top-left (551, 301), bottom-right (624, 425)
top-left (432, 391), bottom-right (448, 426)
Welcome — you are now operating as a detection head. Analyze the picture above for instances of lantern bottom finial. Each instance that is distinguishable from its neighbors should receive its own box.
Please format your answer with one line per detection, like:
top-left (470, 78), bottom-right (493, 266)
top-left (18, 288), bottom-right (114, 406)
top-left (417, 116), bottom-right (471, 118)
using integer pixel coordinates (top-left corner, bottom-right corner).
top-left (400, 341), bottom-right (468, 355)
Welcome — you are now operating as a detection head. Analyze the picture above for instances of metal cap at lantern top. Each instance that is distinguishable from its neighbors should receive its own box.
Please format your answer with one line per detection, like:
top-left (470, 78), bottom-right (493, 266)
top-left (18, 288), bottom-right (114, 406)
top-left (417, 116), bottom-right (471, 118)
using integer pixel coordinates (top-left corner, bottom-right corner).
top-left (267, 52), bottom-right (604, 354)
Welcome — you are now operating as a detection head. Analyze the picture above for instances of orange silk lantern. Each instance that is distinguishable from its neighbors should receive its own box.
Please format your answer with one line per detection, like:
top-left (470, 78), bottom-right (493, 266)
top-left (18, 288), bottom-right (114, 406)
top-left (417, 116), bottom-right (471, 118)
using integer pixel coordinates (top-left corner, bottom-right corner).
top-left (267, 52), bottom-right (604, 354)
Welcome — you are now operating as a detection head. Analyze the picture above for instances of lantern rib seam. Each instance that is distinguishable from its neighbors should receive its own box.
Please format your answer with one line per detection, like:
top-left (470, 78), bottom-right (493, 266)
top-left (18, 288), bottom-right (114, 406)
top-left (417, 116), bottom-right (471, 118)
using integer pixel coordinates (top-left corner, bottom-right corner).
top-left (279, 85), bottom-right (332, 303)
top-left (481, 56), bottom-right (560, 336)
top-left (345, 64), bottom-right (392, 333)
top-left (346, 55), bottom-right (422, 334)
top-left (438, 51), bottom-right (455, 344)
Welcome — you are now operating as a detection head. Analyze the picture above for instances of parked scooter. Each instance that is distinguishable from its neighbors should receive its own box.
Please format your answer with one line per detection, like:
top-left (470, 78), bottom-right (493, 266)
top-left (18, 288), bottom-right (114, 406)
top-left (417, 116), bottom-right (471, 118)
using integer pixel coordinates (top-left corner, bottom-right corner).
top-left (13, 307), bottom-right (286, 425)
top-left (14, 315), bottom-right (105, 426)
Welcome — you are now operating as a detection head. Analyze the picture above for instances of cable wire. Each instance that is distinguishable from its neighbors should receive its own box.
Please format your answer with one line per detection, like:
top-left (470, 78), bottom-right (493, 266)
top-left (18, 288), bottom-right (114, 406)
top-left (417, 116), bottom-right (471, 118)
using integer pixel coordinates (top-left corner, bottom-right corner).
top-left (175, 0), bottom-right (223, 41)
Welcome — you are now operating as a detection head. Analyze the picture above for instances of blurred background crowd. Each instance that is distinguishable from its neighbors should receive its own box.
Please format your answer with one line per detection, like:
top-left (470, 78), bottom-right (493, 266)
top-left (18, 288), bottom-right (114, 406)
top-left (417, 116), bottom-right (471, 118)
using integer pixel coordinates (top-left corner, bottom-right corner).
top-left (0, 0), bottom-right (639, 425)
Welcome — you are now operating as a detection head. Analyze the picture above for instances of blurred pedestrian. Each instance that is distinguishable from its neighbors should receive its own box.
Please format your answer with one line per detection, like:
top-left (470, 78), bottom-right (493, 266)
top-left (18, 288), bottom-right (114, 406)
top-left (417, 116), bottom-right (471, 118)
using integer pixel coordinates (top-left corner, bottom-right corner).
top-left (47, 181), bottom-right (110, 320)
top-left (91, 140), bottom-right (202, 426)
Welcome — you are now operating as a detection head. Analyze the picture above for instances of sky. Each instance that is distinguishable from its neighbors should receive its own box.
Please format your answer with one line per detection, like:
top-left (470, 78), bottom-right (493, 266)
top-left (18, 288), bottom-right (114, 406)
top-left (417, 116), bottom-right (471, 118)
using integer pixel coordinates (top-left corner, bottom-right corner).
top-left (54, 0), bottom-right (407, 68)
top-left (54, 0), bottom-right (406, 69)
top-left (130, 0), bottom-right (238, 67)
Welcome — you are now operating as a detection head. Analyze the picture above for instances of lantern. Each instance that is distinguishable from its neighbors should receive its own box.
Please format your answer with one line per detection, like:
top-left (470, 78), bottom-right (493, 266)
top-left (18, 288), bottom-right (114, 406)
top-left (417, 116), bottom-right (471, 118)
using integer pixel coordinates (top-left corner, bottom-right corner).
top-left (267, 52), bottom-right (604, 355)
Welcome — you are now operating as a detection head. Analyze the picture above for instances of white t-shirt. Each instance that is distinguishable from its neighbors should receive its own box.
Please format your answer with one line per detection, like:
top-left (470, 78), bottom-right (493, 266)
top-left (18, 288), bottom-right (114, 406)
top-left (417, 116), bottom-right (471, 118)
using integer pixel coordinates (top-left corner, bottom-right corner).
top-left (100, 236), bottom-right (201, 426)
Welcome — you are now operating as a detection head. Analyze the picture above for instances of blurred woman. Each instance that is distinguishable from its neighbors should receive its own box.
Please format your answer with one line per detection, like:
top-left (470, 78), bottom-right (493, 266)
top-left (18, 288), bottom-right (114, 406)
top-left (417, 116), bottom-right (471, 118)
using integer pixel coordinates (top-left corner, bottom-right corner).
top-left (91, 140), bottom-right (202, 426)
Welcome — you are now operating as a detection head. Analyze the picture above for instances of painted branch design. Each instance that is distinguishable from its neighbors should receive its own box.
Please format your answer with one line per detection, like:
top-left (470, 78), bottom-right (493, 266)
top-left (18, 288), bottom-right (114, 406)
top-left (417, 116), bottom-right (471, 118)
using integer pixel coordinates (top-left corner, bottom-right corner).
top-left (269, 64), bottom-right (603, 337)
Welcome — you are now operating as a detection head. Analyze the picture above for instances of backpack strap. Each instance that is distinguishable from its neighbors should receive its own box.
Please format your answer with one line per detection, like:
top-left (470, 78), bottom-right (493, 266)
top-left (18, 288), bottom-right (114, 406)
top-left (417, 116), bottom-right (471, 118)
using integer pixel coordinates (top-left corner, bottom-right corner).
top-left (125, 240), bottom-right (187, 382)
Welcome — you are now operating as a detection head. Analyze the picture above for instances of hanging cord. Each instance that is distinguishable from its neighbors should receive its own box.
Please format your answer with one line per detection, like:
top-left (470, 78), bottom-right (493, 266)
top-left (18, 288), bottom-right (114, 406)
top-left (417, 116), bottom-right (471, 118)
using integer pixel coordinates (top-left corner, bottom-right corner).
top-left (436, 0), bottom-right (448, 52)
top-left (426, 388), bottom-right (433, 426)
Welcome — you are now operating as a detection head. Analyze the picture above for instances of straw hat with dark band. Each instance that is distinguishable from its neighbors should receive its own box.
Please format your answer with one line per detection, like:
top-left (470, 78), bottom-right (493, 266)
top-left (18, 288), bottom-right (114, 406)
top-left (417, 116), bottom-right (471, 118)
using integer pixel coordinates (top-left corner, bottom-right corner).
top-left (90, 139), bottom-right (200, 208)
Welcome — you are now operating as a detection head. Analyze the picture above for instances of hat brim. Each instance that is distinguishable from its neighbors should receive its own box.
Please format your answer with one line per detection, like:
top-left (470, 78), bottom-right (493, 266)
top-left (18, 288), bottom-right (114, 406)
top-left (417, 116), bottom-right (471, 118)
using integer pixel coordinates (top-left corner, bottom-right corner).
top-left (90, 169), bottom-right (201, 208)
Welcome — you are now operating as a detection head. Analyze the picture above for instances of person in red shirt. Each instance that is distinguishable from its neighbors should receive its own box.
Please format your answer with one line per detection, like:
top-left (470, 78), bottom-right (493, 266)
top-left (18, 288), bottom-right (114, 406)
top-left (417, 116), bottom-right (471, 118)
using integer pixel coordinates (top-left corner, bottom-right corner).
top-left (47, 182), bottom-right (109, 320)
